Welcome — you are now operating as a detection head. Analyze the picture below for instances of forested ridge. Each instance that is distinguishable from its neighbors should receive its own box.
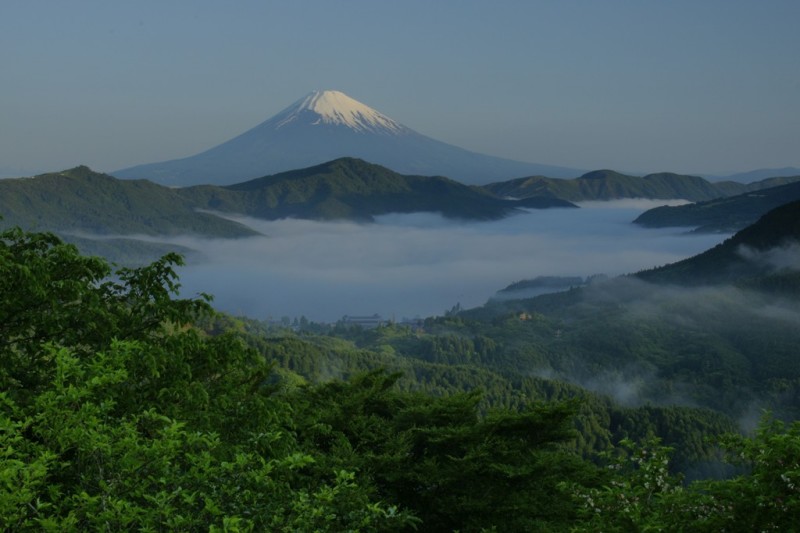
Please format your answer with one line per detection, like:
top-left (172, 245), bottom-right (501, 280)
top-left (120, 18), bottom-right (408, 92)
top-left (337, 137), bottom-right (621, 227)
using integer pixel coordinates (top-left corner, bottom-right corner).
top-left (2, 226), bottom-right (799, 530)
top-left (484, 169), bottom-right (800, 203)
top-left (633, 180), bottom-right (800, 233)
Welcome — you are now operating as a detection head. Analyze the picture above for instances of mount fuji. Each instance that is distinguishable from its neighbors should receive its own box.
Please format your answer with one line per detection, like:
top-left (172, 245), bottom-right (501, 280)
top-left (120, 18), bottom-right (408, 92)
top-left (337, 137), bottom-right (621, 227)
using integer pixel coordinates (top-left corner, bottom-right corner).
top-left (113, 90), bottom-right (580, 186)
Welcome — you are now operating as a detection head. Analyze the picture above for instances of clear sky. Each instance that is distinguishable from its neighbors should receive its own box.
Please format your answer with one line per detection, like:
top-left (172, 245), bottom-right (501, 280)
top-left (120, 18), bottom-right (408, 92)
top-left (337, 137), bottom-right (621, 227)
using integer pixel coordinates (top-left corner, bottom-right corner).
top-left (2, 0), bottom-right (798, 177)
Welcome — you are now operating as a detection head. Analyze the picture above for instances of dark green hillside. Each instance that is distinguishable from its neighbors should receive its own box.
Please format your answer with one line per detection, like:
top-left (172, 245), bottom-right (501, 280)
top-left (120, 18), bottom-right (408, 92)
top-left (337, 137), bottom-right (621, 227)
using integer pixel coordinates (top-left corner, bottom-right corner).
top-left (260, 318), bottom-right (741, 475)
top-left (178, 157), bottom-right (572, 221)
top-left (456, 278), bottom-right (800, 423)
top-left (484, 169), bottom-right (800, 203)
top-left (0, 166), bottom-right (258, 238)
top-left (636, 199), bottom-right (800, 286)
top-left (451, 203), bottom-right (800, 424)
top-left (634, 179), bottom-right (800, 232)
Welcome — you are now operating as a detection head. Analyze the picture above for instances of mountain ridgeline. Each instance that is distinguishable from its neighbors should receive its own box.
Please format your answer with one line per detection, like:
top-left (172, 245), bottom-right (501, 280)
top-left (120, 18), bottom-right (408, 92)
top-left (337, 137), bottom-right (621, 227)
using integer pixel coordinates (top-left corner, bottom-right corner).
top-left (485, 169), bottom-right (800, 203)
top-left (0, 159), bottom-right (575, 238)
top-left (181, 158), bottom-right (574, 221)
top-left (4, 159), bottom-right (799, 264)
top-left (0, 166), bottom-right (259, 238)
top-left (634, 180), bottom-right (800, 233)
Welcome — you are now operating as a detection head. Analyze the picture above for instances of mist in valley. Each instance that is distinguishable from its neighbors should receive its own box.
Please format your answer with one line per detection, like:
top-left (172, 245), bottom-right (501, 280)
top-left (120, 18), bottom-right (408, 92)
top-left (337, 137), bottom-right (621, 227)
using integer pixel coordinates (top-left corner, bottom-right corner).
top-left (527, 266), bottom-right (800, 424)
top-left (157, 200), bottom-right (726, 322)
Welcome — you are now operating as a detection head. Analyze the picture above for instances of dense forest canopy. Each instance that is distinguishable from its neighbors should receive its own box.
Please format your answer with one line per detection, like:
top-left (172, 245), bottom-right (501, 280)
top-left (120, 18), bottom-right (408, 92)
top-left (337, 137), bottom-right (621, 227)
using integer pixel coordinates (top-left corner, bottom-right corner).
top-left (2, 224), bottom-right (799, 530)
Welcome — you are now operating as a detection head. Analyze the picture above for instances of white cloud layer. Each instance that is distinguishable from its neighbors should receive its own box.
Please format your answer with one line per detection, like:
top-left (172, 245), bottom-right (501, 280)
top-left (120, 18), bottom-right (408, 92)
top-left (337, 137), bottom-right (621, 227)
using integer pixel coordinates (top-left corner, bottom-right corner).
top-left (163, 201), bottom-right (727, 322)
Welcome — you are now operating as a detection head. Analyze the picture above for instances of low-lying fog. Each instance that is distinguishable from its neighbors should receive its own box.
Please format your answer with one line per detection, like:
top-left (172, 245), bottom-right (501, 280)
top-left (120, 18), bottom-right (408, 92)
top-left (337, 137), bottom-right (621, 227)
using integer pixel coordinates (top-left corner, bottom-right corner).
top-left (167, 200), bottom-right (727, 322)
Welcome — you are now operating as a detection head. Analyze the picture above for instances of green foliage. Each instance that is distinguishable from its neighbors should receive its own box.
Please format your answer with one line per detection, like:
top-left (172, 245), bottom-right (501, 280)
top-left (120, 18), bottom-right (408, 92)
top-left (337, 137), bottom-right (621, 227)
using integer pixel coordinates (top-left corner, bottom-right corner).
top-left (4, 224), bottom-right (800, 531)
top-left (702, 416), bottom-right (800, 530)
top-left (0, 226), bottom-right (209, 402)
top-left (571, 438), bottom-right (684, 531)
top-left (570, 417), bottom-right (800, 531)
top-left (290, 370), bottom-right (593, 531)
top-left (0, 227), bottom-right (414, 531)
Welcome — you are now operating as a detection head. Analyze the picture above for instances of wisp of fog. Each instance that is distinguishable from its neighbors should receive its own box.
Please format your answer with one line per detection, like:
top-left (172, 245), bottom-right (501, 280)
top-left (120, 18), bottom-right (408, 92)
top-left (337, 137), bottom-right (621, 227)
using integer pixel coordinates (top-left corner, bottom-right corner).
top-left (167, 200), bottom-right (727, 322)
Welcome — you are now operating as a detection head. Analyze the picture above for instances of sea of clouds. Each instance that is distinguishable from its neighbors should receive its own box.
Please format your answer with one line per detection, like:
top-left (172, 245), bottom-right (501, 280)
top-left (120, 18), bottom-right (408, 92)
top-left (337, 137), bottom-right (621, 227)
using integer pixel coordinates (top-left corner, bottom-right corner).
top-left (160, 199), bottom-right (727, 323)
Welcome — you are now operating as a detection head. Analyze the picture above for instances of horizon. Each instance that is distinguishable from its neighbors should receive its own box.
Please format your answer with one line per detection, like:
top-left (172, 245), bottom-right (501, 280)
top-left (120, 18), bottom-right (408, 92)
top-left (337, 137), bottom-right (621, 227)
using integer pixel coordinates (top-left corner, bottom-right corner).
top-left (1, 1), bottom-right (799, 178)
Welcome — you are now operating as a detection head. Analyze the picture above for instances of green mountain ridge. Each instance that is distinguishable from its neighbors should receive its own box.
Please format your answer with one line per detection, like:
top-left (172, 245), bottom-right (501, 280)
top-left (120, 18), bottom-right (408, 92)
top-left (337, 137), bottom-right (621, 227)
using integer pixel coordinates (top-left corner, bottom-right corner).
top-left (633, 180), bottom-right (800, 232)
top-left (635, 199), bottom-right (800, 287)
top-left (179, 157), bottom-right (574, 221)
top-left (0, 159), bottom-right (575, 236)
top-left (0, 166), bottom-right (259, 238)
top-left (0, 166), bottom-right (264, 263)
top-left (484, 169), bottom-right (800, 203)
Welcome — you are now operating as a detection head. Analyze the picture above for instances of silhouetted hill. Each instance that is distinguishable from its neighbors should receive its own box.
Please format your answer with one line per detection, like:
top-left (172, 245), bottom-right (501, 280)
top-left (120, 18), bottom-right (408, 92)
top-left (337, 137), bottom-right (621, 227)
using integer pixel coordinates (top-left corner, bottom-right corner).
top-left (1, 160), bottom-right (576, 250)
top-left (636, 200), bottom-right (800, 286)
top-left (177, 158), bottom-right (576, 222)
top-left (633, 180), bottom-right (800, 232)
top-left (0, 166), bottom-right (258, 238)
top-left (484, 170), bottom-right (800, 203)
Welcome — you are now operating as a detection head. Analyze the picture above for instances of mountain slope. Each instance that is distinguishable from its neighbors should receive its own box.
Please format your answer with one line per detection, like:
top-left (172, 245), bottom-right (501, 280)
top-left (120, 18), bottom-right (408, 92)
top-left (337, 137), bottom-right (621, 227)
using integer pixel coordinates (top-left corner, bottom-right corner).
top-left (113, 90), bottom-right (580, 186)
top-left (635, 199), bottom-right (800, 286)
top-left (455, 202), bottom-right (800, 421)
top-left (484, 169), bottom-right (800, 203)
top-left (633, 180), bottom-right (800, 232)
top-left (176, 158), bottom-right (576, 222)
top-left (0, 166), bottom-right (258, 238)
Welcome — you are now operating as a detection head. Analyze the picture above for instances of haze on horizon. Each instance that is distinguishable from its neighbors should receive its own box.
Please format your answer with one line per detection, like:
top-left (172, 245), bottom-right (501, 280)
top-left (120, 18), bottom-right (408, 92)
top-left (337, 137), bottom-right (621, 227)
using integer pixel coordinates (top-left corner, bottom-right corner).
top-left (1, 1), bottom-right (799, 179)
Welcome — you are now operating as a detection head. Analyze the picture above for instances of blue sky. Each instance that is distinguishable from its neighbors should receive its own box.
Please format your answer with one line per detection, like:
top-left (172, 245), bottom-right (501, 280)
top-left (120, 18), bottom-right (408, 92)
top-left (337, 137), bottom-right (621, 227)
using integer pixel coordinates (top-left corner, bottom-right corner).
top-left (2, 0), bottom-right (798, 177)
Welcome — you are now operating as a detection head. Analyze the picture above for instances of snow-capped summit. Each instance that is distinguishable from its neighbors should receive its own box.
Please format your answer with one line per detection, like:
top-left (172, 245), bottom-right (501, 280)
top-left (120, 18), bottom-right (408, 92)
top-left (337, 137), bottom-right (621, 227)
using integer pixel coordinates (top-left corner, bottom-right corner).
top-left (273, 90), bottom-right (408, 135)
top-left (114, 90), bottom-right (580, 186)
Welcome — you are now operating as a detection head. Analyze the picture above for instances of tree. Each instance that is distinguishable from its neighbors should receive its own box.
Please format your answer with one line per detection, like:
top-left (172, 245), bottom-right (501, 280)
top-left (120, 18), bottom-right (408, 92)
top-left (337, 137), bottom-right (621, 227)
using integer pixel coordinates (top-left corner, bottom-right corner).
top-left (0, 227), bottom-right (413, 531)
top-left (291, 370), bottom-right (597, 531)
top-left (570, 417), bottom-right (800, 531)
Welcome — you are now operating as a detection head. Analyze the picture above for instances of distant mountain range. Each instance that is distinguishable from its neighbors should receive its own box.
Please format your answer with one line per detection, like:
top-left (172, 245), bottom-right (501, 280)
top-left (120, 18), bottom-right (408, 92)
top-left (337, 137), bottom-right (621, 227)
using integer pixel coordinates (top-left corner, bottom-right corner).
top-left (0, 158), bottom-right (574, 247)
top-left (633, 180), bottom-right (800, 233)
top-left (484, 169), bottom-right (800, 203)
top-left (707, 167), bottom-right (800, 183)
top-left (113, 90), bottom-right (581, 186)
top-left (178, 157), bottom-right (574, 222)
top-left (7, 155), bottom-right (800, 236)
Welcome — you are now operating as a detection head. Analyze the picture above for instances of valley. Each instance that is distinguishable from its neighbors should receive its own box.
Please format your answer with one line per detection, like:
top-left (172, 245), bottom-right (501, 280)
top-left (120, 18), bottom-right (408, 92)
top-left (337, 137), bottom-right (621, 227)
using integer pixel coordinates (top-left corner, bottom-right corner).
top-left (4, 2), bottom-right (800, 528)
top-left (2, 151), bottom-right (798, 530)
